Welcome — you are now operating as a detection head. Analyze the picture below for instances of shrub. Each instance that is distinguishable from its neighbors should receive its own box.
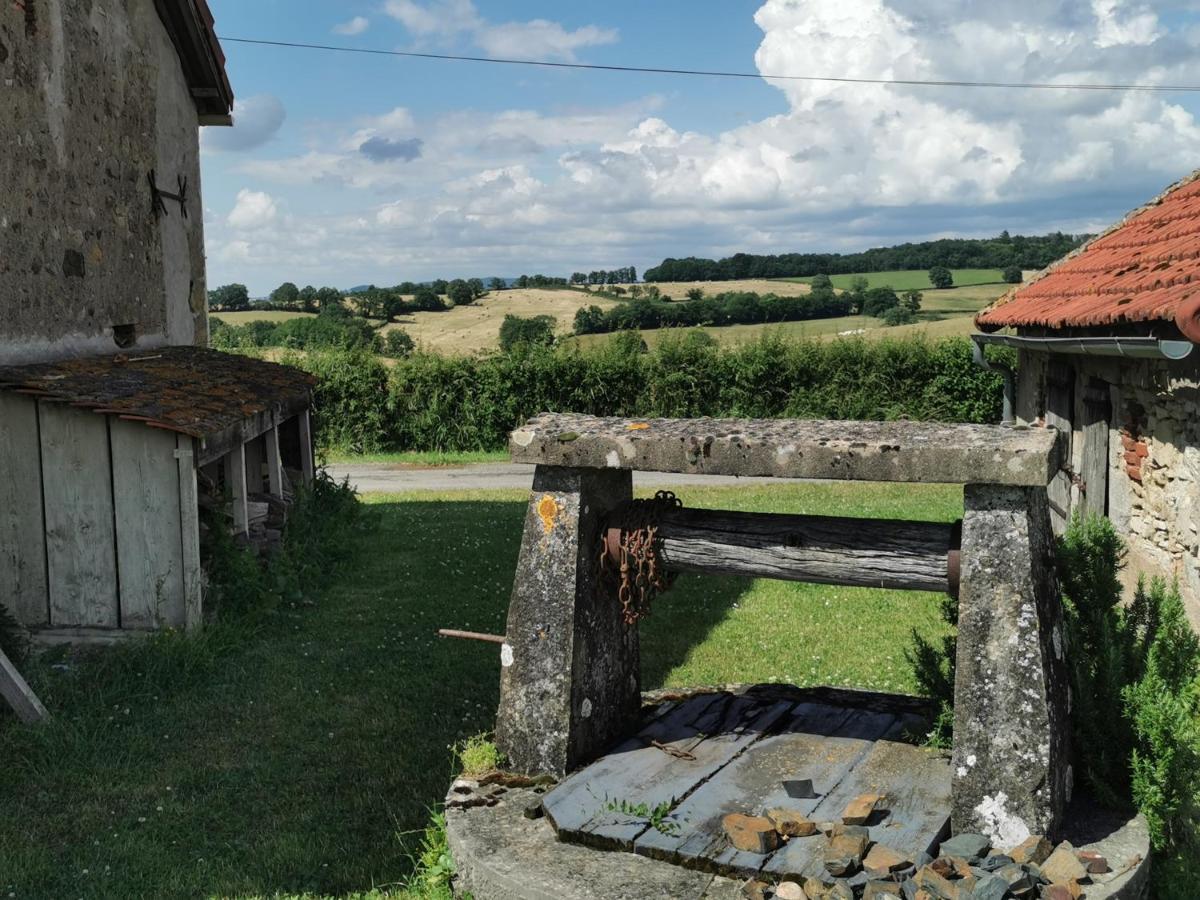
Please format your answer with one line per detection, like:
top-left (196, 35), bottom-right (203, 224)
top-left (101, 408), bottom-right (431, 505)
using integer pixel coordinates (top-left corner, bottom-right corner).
top-left (383, 329), bottom-right (415, 358)
top-left (1003, 265), bottom-right (1024, 284)
top-left (498, 314), bottom-right (556, 352)
top-left (289, 350), bottom-right (394, 453)
top-left (882, 306), bottom-right (917, 327)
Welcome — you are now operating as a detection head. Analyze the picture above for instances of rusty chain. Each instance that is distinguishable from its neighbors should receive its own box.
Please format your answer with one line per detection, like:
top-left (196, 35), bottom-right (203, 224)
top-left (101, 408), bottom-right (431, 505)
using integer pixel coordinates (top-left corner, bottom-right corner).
top-left (600, 490), bottom-right (683, 625)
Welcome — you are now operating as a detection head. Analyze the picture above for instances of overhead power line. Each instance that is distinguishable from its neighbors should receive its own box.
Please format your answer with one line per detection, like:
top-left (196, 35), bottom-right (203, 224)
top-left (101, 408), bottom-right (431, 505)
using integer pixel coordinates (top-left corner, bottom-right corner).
top-left (219, 36), bottom-right (1200, 93)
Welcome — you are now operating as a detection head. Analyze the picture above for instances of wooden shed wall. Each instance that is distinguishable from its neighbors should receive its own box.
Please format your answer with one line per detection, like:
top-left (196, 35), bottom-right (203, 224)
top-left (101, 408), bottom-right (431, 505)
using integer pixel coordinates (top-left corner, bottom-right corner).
top-left (0, 396), bottom-right (197, 632)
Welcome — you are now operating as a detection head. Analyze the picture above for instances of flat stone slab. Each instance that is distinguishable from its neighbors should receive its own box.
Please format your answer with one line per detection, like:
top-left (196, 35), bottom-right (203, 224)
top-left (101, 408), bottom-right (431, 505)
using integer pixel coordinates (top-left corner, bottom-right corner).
top-left (509, 414), bottom-right (1060, 486)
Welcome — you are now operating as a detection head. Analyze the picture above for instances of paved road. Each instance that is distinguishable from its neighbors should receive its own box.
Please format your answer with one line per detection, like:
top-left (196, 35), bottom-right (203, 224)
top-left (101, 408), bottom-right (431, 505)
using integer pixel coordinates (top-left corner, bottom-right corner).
top-left (327, 462), bottom-right (784, 493)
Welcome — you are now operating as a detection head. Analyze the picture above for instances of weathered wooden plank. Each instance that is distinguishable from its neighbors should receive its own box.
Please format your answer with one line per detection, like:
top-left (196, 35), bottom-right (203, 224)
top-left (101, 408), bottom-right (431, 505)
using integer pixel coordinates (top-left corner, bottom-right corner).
top-left (543, 692), bottom-right (794, 850)
top-left (0, 393), bottom-right (49, 626)
top-left (510, 414), bottom-right (1061, 487)
top-left (39, 403), bottom-right (118, 628)
top-left (763, 720), bottom-right (949, 881)
top-left (0, 647), bottom-right (48, 724)
top-left (1080, 384), bottom-right (1111, 518)
top-left (298, 410), bottom-right (315, 482)
top-left (265, 426), bottom-right (285, 497)
top-left (652, 507), bottom-right (955, 593)
top-left (110, 422), bottom-right (185, 629)
top-left (243, 436), bottom-right (266, 495)
top-left (224, 443), bottom-right (249, 535)
top-left (176, 436), bottom-right (203, 631)
top-left (633, 701), bottom-right (863, 872)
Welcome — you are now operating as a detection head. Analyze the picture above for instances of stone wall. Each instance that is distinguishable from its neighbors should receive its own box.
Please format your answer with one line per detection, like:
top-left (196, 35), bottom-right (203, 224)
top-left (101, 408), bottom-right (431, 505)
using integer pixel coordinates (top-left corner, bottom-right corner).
top-left (0, 0), bottom-right (208, 365)
top-left (1015, 349), bottom-right (1200, 627)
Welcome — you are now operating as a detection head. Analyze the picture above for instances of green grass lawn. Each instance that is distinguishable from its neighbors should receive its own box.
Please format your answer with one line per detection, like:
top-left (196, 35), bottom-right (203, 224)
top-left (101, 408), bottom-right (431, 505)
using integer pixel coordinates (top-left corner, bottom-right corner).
top-left (322, 450), bottom-right (509, 467)
top-left (0, 482), bottom-right (959, 899)
top-left (781, 269), bottom-right (1011, 291)
top-left (1, 481), bottom-right (1192, 898)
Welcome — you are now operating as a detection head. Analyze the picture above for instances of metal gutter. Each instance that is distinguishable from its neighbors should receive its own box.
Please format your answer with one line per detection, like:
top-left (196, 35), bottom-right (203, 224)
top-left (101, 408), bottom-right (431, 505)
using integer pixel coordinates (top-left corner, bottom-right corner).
top-left (971, 333), bottom-right (1195, 361)
top-left (970, 340), bottom-right (1015, 425)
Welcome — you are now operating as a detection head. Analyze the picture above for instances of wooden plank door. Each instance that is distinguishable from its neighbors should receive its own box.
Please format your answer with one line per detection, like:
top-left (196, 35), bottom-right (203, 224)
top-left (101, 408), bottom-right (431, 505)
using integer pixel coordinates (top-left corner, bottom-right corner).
top-left (39, 404), bottom-right (118, 627)
top-left (0, 394), bottom-right (49, 626)
top-left (1079, 381), bottom-right (1112, 519)
top-left (110, 422), bottom-right (186, 629)
top-left (1044, 362), bottom-right (1075, 532)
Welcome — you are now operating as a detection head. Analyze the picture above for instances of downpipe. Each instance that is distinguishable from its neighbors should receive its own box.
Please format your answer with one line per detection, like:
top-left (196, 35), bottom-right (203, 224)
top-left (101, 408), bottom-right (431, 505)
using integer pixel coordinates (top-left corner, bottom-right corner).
top-left (971, 338), bottom-right (1015, 426)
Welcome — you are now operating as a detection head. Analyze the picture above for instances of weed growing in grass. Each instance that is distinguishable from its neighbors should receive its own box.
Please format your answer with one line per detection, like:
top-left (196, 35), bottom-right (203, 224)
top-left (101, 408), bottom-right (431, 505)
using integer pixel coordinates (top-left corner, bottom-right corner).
top-left (399, 812), bottom-right (459, 900)
top-left (454, 734), bottom-right (504, 777)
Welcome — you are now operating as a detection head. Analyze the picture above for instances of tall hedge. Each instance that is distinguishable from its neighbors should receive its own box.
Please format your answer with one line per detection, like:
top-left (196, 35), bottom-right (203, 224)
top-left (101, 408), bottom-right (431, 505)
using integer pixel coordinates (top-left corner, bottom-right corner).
top-left (289, 332), bottom-right (1010, 454)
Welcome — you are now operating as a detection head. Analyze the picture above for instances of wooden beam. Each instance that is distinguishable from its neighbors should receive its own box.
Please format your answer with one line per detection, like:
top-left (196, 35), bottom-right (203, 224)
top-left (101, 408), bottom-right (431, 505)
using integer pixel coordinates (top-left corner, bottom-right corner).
top-left (224, 444), bottom-right (249, 536)
top-left (639, 507), bottom-right (957, 594)
top-left (265, 426), bottom-right (285, 497)
top-left (298, 410), bottom-right (315, 484)
top-left (0, 647), bottom-right (48, 724)
top-left (176, 437), bottom-right (203, 631)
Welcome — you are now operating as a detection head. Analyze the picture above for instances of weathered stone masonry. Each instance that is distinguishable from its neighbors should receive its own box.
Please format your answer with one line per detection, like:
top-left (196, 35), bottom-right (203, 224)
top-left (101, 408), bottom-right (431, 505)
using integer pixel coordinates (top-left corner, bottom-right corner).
top-left (1014, 350), bottom-right (1200, 627)
top-left (0, 0), bottom-right (209, 363)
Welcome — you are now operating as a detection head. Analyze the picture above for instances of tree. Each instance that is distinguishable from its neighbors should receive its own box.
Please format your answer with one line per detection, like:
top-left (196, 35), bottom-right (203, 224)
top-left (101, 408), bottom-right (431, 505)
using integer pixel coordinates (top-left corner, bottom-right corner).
top-left (489, 277), bottom-right (507, 292)
top-left (468, 278), bottom-right (486, 300)
top-left (208, 283), bottom-right (250, 311)
top-left (901, 290), bottom-right (923, 313)
top-left (1003, 266), bottom-right (1023, 284)
top-left (447, 279), bottom-right (474, 306)
top-left (810, 273), bottom-right (833, 291)
top-left (499, 314), bottom-right (556, 351)
top-left (431, 279), bottom-right (449, 295)
top-left (412, 288), bottom-right (444, 311)
top-left (573, 306), bottom-right (607, 335)
top-left (882, 306), bottom-right (917, 326)
top-left (316, 287), bottom-right (347, 317)
top-left (929, 266), bottom-right (953, 289)
top-left (686, 288), bottom-right (704, 301)
top-left (270, 281), bottom-right (300, 309)
top-left (861, 286), bottom-right (901, 317)
top-left (299, 285), bottom-right (318, 313)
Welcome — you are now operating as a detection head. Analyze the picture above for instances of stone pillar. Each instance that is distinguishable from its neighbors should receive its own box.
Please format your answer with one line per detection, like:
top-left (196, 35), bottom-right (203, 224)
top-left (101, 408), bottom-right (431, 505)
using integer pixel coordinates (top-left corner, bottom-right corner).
top-left (951, 484), bottom-right (1071, 845)
top-left (495, 465), bottom-right (638, 776)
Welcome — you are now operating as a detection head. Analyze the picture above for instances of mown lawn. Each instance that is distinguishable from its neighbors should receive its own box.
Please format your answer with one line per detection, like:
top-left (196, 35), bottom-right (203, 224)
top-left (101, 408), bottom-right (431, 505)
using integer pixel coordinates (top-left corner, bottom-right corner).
top-left (0, 482), bottom-right (1192, 898)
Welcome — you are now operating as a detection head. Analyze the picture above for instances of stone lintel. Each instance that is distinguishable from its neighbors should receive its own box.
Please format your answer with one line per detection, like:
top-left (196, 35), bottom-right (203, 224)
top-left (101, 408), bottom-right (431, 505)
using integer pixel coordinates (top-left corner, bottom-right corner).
top-left (951, 484), bottom-right (1071, 843)
top-left (510, 414), bottom-right (1060, 487)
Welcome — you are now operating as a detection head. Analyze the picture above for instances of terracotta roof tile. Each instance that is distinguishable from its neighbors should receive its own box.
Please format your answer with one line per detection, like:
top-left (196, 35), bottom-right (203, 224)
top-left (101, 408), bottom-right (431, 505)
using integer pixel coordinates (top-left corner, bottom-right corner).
top-left (977, 170), bottom-right (1200, 339)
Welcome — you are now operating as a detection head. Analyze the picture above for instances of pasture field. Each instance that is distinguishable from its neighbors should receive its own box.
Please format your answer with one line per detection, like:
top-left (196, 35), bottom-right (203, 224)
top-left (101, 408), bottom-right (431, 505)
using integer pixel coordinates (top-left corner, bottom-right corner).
top-left (781, 268), bottom-right (1023, 291)
top-left (619, 279), bottom-right (814, 298)
top-left (211, 309), bottom-right (319, 325)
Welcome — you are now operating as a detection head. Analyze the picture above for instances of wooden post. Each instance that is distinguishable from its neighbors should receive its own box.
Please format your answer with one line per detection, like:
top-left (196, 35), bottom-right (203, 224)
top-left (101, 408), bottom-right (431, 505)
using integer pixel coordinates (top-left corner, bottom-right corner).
top-left (495, 465), bottom-right (637, 776)
top-left (951, 485), bottom-right (1070, 842)
top-left (224, 444), bottom-right (249, 536)
top-left (298, 410), bottom-right (315, 483)
top-left (1079, 383), bottom-right (1111, 518)
top-left (176, 436), bottom-right (203, 631)
top-left (0, 393), bottom-right (49, 627)
top-left (0, 647), bottom-right (48, 724)
top-left (265, 425), bottom-right (285, 497)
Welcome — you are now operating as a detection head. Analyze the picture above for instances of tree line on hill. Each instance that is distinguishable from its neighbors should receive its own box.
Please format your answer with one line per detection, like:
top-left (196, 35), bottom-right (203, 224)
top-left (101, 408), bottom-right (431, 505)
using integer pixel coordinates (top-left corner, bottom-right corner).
top-left (568, 267), bottom-right (637, 286)
top-left (642, 232), bottom-right (1086, 282)
top-left (572, 278), bottom-right (927, 335)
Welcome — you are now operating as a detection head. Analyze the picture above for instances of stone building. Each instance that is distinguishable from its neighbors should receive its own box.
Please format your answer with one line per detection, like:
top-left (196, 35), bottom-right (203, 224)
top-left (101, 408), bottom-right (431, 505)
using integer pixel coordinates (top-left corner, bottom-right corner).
top-left (976, 170), bottom-right (1200, 626)
top-left (0, 0), bottom-right (314, 643)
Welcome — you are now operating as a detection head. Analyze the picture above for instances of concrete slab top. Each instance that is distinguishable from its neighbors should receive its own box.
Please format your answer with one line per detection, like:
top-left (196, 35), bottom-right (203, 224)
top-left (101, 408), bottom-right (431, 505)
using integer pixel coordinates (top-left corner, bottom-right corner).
top-left (510, 414), bottom-right (1060, 487)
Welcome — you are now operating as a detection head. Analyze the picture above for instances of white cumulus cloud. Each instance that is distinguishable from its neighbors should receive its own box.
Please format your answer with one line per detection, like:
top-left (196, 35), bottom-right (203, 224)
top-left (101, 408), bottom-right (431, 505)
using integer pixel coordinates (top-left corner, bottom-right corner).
top-left (333, 16), bottom-right (370, 36)
top-left (227, 189), bottom-right (278, 229)
top-left (202, 95), bottom-right (286, 153)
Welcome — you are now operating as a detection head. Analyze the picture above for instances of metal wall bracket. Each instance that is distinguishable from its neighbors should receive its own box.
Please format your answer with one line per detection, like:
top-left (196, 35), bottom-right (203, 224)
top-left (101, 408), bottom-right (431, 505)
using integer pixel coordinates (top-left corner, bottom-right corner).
top-left (148, 169), bottom-right (189, 218)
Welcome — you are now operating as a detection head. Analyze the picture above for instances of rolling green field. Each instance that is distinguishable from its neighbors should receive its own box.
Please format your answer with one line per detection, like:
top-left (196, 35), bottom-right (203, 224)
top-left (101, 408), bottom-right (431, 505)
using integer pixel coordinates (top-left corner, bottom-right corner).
top-left (782, 268), bottom-right (1016, 291)
top-left (211, 310), bottom-right (318, 325)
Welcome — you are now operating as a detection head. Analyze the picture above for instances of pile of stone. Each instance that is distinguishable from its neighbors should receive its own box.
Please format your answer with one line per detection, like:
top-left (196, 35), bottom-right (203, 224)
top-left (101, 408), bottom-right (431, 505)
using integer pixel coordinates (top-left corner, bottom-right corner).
top-left (725, 796), bottom-right (1108, 900)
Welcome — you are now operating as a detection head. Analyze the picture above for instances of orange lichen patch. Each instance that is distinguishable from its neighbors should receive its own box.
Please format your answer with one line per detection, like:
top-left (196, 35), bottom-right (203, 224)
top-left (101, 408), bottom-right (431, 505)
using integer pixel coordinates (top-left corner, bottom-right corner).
top-left (978, 169), bottom-right (1200, 335)
top-left (626, 422), bottom-right (651, 430)
top-left (537, 494), bottom-right (561, 533)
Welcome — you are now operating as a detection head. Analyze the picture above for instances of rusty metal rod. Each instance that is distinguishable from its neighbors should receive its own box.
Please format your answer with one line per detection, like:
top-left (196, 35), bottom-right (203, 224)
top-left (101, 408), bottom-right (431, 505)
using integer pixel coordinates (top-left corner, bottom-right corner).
top-left (437, 628), bottom-right (507, 645)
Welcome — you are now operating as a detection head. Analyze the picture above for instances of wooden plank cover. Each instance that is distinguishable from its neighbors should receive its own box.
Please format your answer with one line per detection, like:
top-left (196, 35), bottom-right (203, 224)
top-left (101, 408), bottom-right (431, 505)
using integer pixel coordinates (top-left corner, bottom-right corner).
top-left (111, 422), bottom-right (186, 629)
top-left (0, 394), bottom-right (48, 626)
top-left (542, 692), bottom-right (794, 850)
top-left (39, 404), bottom-right (118, 628)
top-left (176, 435), bottom-right (203, 630)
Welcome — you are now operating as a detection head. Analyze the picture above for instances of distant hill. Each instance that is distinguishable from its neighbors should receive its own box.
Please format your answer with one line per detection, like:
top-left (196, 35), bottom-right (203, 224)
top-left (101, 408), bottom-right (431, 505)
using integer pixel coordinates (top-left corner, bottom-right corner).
top-left (643, 233), bottom-right (1089, 283)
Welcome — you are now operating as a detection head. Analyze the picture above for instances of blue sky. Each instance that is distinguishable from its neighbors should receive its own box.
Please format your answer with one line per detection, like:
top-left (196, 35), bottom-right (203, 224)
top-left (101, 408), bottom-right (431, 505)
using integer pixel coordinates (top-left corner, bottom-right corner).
top-left (201, 1), bottom-right (1200, 294)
